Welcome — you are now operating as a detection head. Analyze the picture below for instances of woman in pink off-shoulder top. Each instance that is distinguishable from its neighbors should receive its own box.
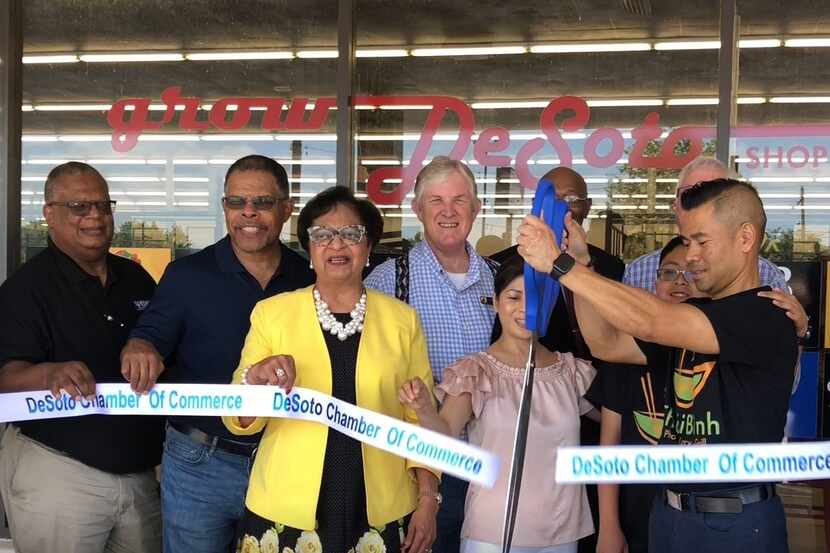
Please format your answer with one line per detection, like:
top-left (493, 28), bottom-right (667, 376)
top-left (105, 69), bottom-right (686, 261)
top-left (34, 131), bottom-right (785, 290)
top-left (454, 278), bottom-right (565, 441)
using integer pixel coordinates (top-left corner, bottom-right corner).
top-left (400, 255), bottom-right (597, 553)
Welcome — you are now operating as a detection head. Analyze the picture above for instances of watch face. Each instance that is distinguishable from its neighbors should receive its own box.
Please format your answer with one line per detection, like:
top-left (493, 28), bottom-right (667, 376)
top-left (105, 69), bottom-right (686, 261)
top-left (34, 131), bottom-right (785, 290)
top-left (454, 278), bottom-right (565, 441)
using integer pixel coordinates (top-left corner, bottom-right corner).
top-left (553, 253), bottom-right (575, 276)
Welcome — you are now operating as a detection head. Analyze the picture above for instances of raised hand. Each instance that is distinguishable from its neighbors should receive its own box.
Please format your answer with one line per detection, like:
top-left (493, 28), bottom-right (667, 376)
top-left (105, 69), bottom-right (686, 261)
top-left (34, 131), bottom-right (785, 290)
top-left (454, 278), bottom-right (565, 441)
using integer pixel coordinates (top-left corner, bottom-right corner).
top-left (517, 214), bottom-right (560, 273)
top-left (562, 212), bottom-right (591, 266)
top-left (399, 377), bottom-right (434, 414)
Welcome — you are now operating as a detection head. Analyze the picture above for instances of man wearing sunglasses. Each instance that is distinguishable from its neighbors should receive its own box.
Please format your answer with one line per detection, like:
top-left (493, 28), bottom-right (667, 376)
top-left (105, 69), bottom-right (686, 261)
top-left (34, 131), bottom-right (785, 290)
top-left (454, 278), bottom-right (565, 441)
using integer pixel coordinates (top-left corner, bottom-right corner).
top-left (0, 162), bottom-right (163, 552)
top-left (120, 155), bottom-right (314, 553)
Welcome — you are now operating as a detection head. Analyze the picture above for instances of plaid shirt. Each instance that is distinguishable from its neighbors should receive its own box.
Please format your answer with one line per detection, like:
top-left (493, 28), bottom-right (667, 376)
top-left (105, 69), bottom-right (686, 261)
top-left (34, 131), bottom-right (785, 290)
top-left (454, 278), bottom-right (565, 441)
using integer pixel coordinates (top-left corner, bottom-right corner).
top-left (623, 249), bottom-right (788, 293)
top-left (365, 241), bottom-right (496, 383)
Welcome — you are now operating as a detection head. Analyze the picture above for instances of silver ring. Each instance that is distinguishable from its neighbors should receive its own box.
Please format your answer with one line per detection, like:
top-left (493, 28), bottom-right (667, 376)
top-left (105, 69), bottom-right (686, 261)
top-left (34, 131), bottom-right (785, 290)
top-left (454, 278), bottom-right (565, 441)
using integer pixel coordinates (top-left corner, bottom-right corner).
top-left (275, 368), bottom-right (286, 379)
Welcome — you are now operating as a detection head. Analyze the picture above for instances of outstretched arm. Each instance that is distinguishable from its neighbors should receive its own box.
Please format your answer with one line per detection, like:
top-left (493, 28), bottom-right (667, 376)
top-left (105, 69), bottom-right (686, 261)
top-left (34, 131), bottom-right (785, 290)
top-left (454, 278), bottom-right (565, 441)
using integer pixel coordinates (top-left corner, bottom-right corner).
top-left (517, 213), bottom-right (719, 356)
top-left (399, 377), bottom-right (473, 438)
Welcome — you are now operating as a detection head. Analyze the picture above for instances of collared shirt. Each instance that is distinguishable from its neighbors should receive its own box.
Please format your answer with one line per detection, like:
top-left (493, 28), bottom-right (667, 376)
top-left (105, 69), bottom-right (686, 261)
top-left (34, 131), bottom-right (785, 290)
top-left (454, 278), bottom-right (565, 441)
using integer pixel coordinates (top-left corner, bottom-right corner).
top-left (0, 239), bottom-right (162, 474)
top-left (130, 235), bottom-right (314, 440)
top-left (365, 241), bottom-right (496, 383)
top-left (622, 249), bottom-right (788, 293)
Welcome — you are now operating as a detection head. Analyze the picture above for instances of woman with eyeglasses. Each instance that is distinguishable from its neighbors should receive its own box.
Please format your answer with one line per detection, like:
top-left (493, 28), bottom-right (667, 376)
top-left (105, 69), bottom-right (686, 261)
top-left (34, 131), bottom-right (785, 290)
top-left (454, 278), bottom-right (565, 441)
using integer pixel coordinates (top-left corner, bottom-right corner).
top-left (223, 186), bottom-right (440, 553)
top-left (399, 255), bottom-right (597, 553)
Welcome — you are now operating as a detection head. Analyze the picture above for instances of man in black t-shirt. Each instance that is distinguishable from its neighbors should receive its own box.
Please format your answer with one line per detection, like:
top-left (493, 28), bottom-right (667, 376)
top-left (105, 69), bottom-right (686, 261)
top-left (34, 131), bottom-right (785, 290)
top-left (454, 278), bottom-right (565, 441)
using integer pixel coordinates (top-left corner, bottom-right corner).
top-left (0, 162), bottom-right (163, 553)
top-left (586, 237), bottom-right (696, 553)
top-left (518, 178), bottom-right (798, 553)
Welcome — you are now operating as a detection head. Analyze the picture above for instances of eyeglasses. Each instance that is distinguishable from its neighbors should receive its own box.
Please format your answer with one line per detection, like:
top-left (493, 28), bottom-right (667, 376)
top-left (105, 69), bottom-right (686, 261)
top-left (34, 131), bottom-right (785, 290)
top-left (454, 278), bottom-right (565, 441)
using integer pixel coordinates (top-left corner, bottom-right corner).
top-left (46, 200), bottom-right (116, 216)
top-left (559, 194), bottom-right (589, 206)
top-left (222, 195), bottom-right (284, 211)
top-left (307, 225), bottom-right (367, 246)
top-left (656, 268), bottom-right (693, 282)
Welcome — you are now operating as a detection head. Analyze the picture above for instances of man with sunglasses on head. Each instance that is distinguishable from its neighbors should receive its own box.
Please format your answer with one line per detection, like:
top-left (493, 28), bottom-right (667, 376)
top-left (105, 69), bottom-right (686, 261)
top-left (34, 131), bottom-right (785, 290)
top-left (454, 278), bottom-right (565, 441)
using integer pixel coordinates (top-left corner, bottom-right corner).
top-left (120, 155), bottom-right (313, 553)
top-left (623, 157), bottom-right (789, 294)
top-left (0, 162), bottom-right (164, 553)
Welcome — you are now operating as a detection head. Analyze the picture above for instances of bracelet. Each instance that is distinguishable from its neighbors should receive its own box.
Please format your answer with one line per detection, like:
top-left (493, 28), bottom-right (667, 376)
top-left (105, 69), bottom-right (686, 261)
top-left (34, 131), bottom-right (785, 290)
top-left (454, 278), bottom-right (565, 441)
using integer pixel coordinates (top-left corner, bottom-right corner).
top-left (241, 365), bottom-right (251, 385)
top-left (418, 490), bottom-right (442, 505)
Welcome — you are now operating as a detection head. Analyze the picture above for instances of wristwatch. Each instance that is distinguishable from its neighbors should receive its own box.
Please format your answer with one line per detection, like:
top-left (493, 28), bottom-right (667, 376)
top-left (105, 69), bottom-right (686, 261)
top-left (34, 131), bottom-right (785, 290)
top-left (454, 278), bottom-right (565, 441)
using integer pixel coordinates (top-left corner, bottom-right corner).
top-left (419, 490), bottom-right (443, 505)
top-left (799, 322), bottom-right (812, 345)
top-left (549, 252), bottom-right (576, 279)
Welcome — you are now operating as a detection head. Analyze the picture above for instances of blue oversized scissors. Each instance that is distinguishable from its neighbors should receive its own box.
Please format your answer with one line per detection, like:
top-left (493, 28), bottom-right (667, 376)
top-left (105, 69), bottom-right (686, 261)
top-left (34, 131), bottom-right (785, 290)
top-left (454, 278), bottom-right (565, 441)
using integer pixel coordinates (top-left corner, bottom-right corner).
top-left (502, 179), bottom-right (570, 553)
top-left (523, 178), bottom-right (569, 336)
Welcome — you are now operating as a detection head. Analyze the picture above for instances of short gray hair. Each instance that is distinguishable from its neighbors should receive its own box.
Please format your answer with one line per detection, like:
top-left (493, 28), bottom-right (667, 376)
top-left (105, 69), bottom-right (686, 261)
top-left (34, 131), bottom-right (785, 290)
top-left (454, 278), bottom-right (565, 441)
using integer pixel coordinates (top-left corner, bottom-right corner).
top-left (413, 156), bottom-right (478, 203)
top-left (677, 156), bottom-right (735, 189)
top-left (45, 161), bottom-right (107, 201)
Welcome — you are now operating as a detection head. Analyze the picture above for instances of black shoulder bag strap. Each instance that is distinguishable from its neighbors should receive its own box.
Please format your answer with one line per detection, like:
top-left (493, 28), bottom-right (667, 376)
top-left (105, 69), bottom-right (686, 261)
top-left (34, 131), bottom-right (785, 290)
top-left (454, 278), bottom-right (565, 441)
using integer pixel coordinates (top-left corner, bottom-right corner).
top-left (394, 249), bottom-right (411, 304)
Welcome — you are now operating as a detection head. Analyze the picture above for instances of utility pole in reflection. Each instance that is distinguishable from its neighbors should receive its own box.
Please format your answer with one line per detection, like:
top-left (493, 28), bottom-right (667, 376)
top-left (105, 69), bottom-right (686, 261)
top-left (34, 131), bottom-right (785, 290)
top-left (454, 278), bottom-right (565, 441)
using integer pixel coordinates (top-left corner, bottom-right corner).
top-left (645, 168), bottom-right (657, 252)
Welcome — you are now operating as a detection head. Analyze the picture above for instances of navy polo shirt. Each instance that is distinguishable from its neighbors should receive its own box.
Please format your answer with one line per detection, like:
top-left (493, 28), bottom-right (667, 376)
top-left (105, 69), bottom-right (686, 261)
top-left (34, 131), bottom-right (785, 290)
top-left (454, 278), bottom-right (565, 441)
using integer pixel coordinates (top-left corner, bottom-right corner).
top-left (130, 236), bottom-right (314, 441)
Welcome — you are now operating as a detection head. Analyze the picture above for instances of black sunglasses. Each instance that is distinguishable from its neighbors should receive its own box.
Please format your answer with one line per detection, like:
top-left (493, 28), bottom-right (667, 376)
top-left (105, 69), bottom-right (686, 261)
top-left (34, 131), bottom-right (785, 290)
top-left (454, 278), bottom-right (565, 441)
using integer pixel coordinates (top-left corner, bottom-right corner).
top-left (222, 195), bottom-right (284, 211)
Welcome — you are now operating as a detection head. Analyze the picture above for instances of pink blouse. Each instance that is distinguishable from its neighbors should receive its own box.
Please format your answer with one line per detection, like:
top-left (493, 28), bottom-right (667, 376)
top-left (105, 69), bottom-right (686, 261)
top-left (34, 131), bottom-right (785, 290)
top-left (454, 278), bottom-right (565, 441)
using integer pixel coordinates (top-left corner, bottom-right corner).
top-left (436, 351), bottom-right (596, 548)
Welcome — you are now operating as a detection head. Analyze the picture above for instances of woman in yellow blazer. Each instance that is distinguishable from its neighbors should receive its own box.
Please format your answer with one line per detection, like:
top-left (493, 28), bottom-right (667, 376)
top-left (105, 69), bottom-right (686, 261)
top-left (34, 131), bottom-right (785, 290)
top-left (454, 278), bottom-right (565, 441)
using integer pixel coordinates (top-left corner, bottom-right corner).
top-left (223, 186), bottom-right (440, 553)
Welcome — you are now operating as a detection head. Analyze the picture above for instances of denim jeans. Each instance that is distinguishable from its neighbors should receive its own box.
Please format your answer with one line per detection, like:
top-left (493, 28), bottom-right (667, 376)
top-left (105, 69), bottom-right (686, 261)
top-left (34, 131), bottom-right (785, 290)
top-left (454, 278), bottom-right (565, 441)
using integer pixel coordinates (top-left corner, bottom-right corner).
top-left (433, 474), bottom-right (469, 553)
top-left (161, 423), bottom-right (254, 553)
top-left (648, 487), bottom-right (788, 553)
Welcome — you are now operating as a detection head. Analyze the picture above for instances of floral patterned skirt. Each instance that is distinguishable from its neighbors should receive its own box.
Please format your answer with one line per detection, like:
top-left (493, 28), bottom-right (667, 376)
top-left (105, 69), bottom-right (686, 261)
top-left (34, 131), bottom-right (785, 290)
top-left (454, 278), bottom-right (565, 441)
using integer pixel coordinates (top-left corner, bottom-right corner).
top-left (237, 507), bottom-right (411, 553)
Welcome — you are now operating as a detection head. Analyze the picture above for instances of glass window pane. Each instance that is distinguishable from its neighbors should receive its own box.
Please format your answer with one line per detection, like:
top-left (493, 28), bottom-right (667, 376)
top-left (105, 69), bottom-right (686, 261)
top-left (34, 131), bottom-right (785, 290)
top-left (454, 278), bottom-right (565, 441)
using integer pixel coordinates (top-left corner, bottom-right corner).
top-left (21, 1), bottom-right (337, 266)
top-left (356, 1), bottom-right (721, 261)
top-left (736, 1), bottom-right (830, 263)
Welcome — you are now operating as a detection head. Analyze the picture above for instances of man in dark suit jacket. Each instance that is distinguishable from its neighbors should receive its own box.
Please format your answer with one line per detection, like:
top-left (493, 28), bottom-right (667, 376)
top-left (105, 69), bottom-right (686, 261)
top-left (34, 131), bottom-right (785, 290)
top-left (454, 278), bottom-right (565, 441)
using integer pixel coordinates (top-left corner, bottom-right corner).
top-left (490, 166), bottom-right (623, 553)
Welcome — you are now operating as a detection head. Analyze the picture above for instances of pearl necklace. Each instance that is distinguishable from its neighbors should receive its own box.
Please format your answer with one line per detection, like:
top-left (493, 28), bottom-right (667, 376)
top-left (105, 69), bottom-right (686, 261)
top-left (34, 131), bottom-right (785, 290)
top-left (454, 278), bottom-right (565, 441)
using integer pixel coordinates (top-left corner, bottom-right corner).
top-left (313, 288), bottom-right (367, 341)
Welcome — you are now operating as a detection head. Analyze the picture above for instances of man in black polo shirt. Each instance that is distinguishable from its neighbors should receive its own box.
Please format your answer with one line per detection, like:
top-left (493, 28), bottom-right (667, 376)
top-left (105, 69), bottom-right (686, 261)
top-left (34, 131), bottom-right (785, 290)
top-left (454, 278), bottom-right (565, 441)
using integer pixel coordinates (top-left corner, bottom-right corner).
top-left (518, 178), bottom-right (797, 552)
top-left (120, 155), bottom-right (313, 553)
top-left (0, 162), bottom-right (163, 553)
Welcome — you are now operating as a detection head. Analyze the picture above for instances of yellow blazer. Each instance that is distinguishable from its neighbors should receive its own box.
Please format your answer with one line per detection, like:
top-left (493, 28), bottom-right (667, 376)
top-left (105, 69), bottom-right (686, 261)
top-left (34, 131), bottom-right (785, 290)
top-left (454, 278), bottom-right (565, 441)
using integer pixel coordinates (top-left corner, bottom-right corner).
top-left (223, 286), bottom-right (439, 529)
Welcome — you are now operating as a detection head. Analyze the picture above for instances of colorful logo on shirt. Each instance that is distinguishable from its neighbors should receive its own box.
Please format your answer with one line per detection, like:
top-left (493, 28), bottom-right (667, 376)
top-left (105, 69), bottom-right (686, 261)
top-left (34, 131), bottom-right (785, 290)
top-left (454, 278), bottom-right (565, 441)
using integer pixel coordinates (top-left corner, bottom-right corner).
top-left (633, 371), bottom-right (664, 445)
top-left (673, 356), bottom-right (715, 409)
top-left (660, 350), bottom-right (722, 444)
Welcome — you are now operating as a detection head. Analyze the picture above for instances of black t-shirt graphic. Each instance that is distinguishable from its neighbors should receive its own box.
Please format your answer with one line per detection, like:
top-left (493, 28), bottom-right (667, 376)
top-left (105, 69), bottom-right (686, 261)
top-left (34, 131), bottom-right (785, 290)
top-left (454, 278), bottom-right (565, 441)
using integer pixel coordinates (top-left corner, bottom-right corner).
top-left (636, 287), bottom-right (798, 490)
top-left (586, 363), bottom-right (667, 446)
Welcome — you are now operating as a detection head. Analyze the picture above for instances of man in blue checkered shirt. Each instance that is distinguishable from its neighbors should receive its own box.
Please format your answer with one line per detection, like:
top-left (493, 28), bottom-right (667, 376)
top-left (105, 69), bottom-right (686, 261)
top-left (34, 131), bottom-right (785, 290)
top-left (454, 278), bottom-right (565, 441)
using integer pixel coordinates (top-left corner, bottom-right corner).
top-left (365, 155), bottom-right (495, 553)
top-left (624, 157), bottom-right (788, 293)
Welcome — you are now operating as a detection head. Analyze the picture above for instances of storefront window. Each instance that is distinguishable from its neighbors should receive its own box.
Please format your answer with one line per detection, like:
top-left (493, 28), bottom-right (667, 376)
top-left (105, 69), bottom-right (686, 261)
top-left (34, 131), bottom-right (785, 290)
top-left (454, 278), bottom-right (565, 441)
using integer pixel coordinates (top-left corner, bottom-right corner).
top-left (21, 0), bottom-right (337, 265)
top-left (734, 1), bottom-right (830, 263)
top-left (355, 1), bottom-right (721, 260)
